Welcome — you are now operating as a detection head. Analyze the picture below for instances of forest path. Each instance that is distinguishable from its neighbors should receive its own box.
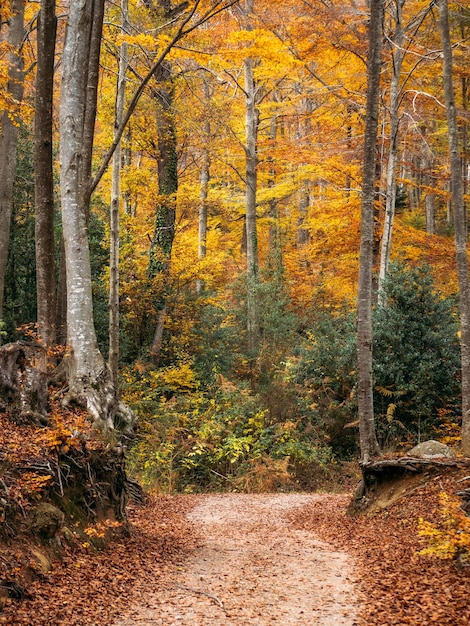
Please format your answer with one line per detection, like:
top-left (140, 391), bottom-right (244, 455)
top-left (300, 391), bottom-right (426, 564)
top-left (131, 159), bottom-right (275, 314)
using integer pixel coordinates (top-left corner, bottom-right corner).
top-left (112, 494), bottom-right (361, 625)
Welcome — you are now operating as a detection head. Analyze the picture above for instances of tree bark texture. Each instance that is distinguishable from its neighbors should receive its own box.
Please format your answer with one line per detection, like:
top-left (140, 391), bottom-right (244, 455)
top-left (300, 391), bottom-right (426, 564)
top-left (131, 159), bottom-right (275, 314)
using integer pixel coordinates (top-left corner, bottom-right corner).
top-left (196, 118), bottom-right (210, 295)
top-left (35, 0), bottom-right (57, 348)
top-left (109, 0), bottom-right (129, 387)
top-left (357, 0), bottom-right (383, 462)
top-left (0, 341), bottom-right (49, 423)
top-left (0, 0), bottom-right (25, 326)
top-left (438, 0), bottom-right (470, 456)
top-left (59, 0), bottom-right (134, 433)
top-left (377, 0), bottom-right (405, 306)
top-left (243, 0), bottom-right (260, 355)
top-left (148, 60), bottom-right (178, 364)
top-left (81, 0), bottom-right (106, 217)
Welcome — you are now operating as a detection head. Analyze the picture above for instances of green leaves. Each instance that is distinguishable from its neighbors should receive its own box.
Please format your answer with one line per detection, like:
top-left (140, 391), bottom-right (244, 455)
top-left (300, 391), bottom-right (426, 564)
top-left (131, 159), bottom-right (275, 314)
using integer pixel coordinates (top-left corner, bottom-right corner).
top-left (373, 262), bottom-right (460, 441)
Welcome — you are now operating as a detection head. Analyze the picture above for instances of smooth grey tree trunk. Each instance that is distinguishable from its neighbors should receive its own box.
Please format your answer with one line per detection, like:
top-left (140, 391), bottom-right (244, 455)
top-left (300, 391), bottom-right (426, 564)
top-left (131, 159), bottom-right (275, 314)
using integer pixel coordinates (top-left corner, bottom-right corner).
top-left (196, 119), bottom-right (210, 295)
top-left (438, 0), bottom-right (470, 455)
top-left (424, 161), bottom-right (436, 235)
top-left (377, 0), bottom-right (405, 306)
top-left (148, 59), bottom-right (178, 364)
top-left (109, 0), bottom-right (129, 388)
top-left (35, 0), bottom-right (57, 348)
top-left (59, 0), bottom-right (134, 433)
top-left (243, 0), bottom-right (260, 355)
top-left (0, 0), bottom-right (25, 328)
top-left (357, 0), bottom-right (383, 462)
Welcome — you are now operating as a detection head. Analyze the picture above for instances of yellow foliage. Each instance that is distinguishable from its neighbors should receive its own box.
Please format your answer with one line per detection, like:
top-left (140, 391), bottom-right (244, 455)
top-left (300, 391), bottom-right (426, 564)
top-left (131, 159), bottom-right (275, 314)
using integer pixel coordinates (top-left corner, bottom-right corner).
top-left (161, 362), bottom-right (198, 391)
top-left (419, 491), bottom-right (470, 563)
top-left (17, 472), bottom-right (52, 499)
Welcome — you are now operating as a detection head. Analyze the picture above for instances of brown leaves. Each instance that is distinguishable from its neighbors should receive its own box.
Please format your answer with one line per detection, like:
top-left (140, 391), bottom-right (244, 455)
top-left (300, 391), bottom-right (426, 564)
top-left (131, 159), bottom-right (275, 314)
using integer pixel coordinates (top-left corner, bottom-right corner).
top-left (1, 496), bottom-right (197, 625)
top-left (291, 474), bottom-right (470, 626)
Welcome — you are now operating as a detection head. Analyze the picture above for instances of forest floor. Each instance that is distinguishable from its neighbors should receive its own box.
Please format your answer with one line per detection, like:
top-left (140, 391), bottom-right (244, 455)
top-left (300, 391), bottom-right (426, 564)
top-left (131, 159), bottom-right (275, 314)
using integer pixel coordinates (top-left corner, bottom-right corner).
top-left (2, 470), bottom-right (470, 626)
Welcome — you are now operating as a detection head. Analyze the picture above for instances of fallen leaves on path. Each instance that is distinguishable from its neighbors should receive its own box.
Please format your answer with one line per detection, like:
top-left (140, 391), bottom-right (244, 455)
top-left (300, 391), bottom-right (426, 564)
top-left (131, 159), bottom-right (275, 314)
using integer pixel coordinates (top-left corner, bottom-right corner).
top-left (112, 494), bottom-right (360, 626)
top-left (291, 474), bottom-right (470, 626)
top-left (3, 470), bottom-right (470, 625)
top-left (1, 496), bottom-right (197, 626)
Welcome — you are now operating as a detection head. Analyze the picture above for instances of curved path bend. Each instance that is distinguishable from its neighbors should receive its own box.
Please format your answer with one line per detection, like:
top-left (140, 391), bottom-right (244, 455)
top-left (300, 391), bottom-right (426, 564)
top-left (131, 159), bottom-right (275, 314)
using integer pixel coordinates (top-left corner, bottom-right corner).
top-left (113, 494), bottom-right (361, 625)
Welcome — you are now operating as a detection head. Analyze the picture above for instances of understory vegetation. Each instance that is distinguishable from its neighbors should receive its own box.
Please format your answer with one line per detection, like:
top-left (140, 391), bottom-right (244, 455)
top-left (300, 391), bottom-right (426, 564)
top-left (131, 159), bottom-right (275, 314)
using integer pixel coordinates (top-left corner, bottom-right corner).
top-left (116, 261), bottom-right (462, 493)
top-left (3, 149), bottom-right (462, 491)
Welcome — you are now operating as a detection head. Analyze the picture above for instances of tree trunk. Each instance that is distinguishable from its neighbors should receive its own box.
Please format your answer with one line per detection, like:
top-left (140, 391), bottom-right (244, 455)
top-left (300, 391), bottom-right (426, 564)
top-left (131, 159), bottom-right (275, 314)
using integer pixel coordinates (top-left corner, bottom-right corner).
top-left (148, 59), bottom-right (178, 364)
top-left (0, 0), bottom-right (25, 327)
top-left (109, 0), bottom-right (129, 388)
top-left (81, 0), bottom-right (106, 219)
top-left (196, 120), bottom-right (210, 295)
top-left (35, 0), bottom-right (57, 348)
top-left (438, 0), bottom-right (470, 456)
top-left (59, 0), bottom-right (134, 433)
top-left (243, 0), bottom-right (260, 355)
top-left (357, 0), bottom-right (383, 462)
top-left (0, 341), bottom-right (49, 423)
top-left (424, 161), bottom-right (436, 235)
top-left (55, 238), bottom-right (67, 345)
top-left (378, 0), bottom-right (405, 306)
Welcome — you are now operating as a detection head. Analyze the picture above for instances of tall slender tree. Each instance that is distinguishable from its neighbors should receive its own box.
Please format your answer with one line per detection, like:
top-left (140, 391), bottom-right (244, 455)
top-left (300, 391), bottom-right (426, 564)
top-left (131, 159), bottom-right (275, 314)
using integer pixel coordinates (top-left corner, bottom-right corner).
top-left (59, 0), bottom-right (134, 432)
top-left (109, 0), bottom-right (129, 387)
top-left (242, 0), bottom-right (260, 354)
top-left (377, 0), bottom-right (405, 306)
top-left (438, 0), bottom-right (470, 455)
top-left (35, 0), bottom-right (57, 348)
top-left (148, 58), bottom-right (178, 365)
top-left (357, 0), bottom-right (383, 462)
top-left (196, 78), bottom-right (212, 295)
top-left (0, 0), bottom-right (25, 329)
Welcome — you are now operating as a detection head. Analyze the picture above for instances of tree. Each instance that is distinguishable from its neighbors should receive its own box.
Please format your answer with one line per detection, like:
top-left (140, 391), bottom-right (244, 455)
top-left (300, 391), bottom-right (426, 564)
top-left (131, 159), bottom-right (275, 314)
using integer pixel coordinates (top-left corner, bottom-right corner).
top-left (357, 0), bottom-right (383, 462)
top-left (109, 0), bottom-right (129, 387)
top-left (59, 1), bottom-right (240, 430)
top-left (242, 0), bottom-right (260, 354)
top-left (196, 78), bottom-right (212, 295)
top-left (438, 0), bottom-right (470, 455)
top-left (378, 0), bottom-right (406, 305)
top-left (59, 0), bottom-right (134, 432)
top-left (148, 56), bottom-right (178, 364)
top-left (378, 1), bottom-right (438, 303)
top-left (0, 0), bottom-right (25, 329)
top-left (35, 0), bottom-right (57, 348)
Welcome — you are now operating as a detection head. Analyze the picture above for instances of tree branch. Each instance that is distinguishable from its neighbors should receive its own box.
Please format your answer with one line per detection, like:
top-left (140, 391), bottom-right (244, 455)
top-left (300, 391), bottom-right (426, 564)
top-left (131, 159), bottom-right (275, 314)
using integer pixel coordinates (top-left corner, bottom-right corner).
top-left (89, 0), bottom-right (240, 196)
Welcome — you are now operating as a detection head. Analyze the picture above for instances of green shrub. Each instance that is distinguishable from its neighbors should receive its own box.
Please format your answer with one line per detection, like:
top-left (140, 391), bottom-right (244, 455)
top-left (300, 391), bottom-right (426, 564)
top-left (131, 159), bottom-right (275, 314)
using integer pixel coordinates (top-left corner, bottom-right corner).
top-left (122, 363), bottom-right (332, 493)
top-left (373, 263), bottom-right (460, 444)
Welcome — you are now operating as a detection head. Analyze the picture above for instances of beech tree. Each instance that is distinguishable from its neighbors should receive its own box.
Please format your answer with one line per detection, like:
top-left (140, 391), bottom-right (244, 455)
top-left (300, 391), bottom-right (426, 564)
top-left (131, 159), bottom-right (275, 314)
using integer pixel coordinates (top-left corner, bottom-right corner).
top-left (377, 0), bottom-right (406, 306)
top-left (148, 57), bottom-right (178, 364)
top-left (357, 0), bottom-right (383, 462)
top-left (0, 0), bottom-right (25, 329)
top-left (196, 78), bottom-right (212, 295)
top-left (35, 0), bottom-right (57, 348)
top-left (59, 0), bottom-right (134, 432)
top-left (109, 0), bottom-right (129, 387)
top-left (242, 0), bottom-right (260, 354)
top-left (438, 0), bottom-right (470, 455)
top-left (59, 0), bottom-right (240, 430)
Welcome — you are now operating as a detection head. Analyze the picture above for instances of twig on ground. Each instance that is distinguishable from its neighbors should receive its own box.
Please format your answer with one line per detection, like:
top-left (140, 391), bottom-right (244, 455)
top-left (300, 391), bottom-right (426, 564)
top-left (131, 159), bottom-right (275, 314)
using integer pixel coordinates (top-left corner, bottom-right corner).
top-left (175, 584), bottom-right (225, 609)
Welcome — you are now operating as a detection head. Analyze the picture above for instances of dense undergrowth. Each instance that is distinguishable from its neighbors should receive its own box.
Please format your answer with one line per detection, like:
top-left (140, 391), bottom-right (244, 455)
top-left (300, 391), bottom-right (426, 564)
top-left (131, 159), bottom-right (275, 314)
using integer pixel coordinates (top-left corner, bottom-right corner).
top-left (122, 263), bottom-right (462, 493)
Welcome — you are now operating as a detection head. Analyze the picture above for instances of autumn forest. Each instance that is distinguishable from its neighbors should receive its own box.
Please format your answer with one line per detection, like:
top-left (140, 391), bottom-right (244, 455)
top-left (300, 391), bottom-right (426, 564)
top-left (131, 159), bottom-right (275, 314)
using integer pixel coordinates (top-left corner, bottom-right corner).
top-left (2, 0), bottom-right (470, 623)
top-left (1, 0), bottom-right (470, 481)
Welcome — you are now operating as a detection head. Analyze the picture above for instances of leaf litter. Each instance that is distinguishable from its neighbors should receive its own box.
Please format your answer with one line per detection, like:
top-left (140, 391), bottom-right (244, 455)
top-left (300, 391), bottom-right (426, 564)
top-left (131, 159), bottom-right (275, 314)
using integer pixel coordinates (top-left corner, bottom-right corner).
top-left (3, 474), bottom-right (470, 625)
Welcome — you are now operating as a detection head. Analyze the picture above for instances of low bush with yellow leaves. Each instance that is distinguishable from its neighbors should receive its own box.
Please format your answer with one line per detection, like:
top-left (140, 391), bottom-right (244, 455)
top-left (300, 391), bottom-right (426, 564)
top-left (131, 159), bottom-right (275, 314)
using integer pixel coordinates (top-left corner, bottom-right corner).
top-left (419, 491), bottom-right (470, 565)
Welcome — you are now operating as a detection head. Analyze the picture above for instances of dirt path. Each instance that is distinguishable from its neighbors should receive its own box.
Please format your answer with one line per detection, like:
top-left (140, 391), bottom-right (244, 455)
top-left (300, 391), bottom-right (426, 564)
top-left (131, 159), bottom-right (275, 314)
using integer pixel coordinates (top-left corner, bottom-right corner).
top-left (112, 494), bottom-right (361, 625)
